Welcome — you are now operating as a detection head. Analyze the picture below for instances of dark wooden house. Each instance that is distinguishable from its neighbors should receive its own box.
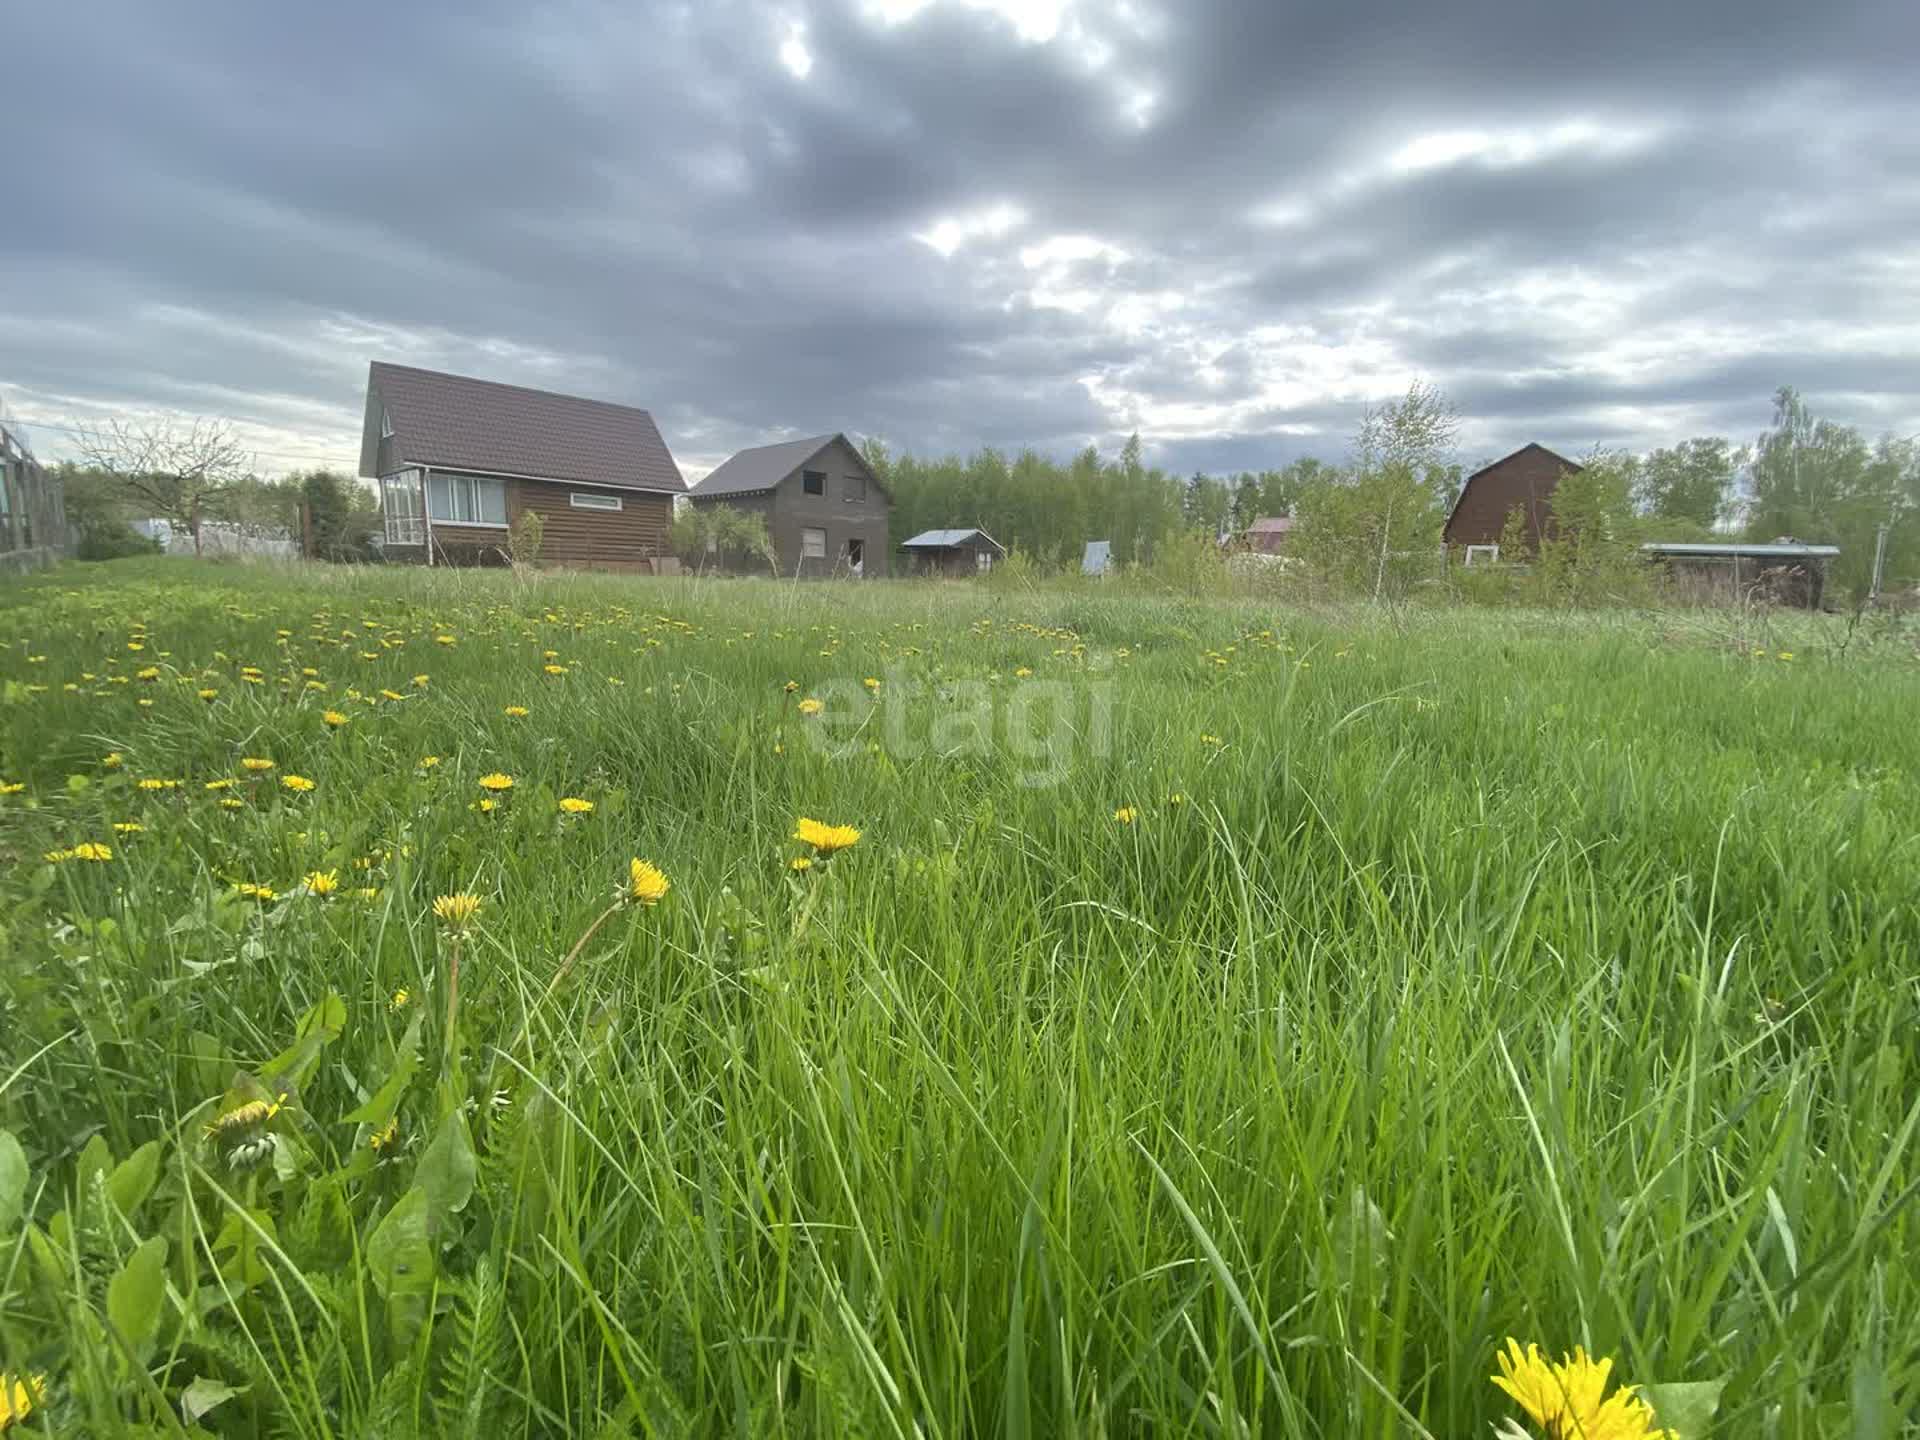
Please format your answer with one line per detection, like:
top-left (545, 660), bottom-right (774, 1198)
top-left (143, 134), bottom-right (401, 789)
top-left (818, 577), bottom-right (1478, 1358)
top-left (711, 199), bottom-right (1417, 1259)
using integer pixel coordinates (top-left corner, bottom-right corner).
top-left (900, 528), bottom-right (1006, 576)
top-left (360, 362), bottom-right (685, 569)
top-left (1442, 443), bottom-right (1581, 563)
top-left (687, 433), bottom-right (890, 578)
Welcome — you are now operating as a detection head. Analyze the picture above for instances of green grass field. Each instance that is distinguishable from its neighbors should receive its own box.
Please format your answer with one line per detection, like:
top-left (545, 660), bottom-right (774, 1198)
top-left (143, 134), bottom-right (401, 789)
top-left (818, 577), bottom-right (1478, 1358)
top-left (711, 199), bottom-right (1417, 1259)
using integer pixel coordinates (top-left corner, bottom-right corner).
top-left (2, 558), bottom-right (1916, 1437)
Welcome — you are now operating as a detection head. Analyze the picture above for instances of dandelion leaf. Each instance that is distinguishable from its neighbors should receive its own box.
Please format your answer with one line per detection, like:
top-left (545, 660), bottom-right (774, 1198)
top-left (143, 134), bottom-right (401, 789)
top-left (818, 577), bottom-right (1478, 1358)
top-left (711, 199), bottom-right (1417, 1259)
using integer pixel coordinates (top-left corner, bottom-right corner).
top-left (262, 990), bottom-right (347, 1090)
top-left (418, 1109), bottom-right (477, 1222)
top-left (0, 1129), bottom-right (25, 1233)
top-left (1642, 1378), bottom-right (1726, 1439)
top-left (106, 1140), bottom-right (163, 1219)
top-left (341, 1012), bottom-right (424, 1126)
top-left (107, 1234), bottom-right (169, 1357)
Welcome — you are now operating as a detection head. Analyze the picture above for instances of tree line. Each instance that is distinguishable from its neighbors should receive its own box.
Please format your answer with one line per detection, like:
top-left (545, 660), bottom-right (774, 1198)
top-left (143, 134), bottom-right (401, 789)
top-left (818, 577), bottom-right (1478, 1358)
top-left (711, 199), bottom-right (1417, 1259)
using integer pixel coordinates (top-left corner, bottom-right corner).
top-left (863, 383), bottom-right (1917, 601)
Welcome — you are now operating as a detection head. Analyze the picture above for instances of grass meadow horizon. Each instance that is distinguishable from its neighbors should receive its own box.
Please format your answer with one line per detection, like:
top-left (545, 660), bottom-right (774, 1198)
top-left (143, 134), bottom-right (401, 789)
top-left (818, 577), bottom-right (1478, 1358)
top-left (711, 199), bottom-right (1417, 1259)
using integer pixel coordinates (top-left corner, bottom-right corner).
top-left (1, 557), bottom-right (1916, 1437)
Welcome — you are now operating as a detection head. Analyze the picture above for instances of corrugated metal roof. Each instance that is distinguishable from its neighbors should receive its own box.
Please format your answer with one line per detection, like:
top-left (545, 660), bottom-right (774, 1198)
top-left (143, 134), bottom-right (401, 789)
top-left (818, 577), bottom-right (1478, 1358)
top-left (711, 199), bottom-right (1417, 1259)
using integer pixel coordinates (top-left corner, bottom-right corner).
top-left (1642, 542), bottom-right (1840, 558)
top-left (901, 528), bottom-right (1003, 551)
top-left (690, 434), bottom-right (842, 497)
top-left (365, 362), bottom-right (685, 493)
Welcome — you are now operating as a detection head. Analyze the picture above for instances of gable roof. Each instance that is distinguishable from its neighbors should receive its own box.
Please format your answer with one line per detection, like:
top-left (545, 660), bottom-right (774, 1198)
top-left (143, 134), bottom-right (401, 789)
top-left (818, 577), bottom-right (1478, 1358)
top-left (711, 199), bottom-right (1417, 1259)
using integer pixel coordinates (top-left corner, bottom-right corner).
top-left (689, 432), bottom-right (884, 499)
top-left (1442, 442), bottom-right (1581, 538)
top-left (360, 362), bottom-right (685, 493)
top-left (900, 527), bottom-right (1005, 553)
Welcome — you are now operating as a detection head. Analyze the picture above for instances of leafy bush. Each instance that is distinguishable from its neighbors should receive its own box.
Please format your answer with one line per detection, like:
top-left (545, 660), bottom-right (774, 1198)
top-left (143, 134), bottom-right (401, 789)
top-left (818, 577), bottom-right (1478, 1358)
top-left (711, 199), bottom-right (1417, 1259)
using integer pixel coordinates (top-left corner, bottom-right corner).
top-left (75, 520), bottom-right (162, 561)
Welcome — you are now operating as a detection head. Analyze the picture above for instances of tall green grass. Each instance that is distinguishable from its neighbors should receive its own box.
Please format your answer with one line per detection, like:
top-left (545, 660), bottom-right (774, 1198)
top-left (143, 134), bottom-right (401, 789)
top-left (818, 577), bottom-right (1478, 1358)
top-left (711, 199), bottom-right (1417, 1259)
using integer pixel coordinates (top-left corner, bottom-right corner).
top-left (1, 558), bottom-right (1915, 1436)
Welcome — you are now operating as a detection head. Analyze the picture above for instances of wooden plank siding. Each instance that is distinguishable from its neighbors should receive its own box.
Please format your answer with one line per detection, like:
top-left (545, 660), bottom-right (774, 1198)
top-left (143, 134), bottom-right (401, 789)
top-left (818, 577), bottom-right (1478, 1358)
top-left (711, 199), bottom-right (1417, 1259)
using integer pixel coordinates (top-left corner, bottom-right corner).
top-left (511, 479), bottom-right (672, 571)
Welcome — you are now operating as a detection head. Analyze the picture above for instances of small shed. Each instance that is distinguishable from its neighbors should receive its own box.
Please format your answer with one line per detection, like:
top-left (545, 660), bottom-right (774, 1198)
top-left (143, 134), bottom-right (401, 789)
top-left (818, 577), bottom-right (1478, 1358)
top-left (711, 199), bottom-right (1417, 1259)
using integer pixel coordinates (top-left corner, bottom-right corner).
top-left (1243, 515), bottom-right (1292, 554)
top-left (1642, 541), bottom-right (1839, 609)
top-left (900, 527), bottom-right (1006, 577)
top-left (1082, 540), bottom-right (1112, 576)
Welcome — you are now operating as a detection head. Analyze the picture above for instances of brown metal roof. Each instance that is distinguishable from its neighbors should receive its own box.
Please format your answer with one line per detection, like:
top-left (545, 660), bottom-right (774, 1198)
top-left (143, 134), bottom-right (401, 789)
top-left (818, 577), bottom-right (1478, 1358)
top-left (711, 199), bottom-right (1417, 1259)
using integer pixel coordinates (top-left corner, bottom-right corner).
top-left (362, 362), bottom-right (685, 493)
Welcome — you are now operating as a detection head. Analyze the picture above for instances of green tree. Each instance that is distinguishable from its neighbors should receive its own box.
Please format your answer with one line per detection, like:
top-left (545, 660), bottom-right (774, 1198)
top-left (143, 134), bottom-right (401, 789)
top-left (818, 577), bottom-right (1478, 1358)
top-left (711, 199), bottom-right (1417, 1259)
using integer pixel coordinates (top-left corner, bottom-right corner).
top-left (1637, 437), bottom-right (1739, 530)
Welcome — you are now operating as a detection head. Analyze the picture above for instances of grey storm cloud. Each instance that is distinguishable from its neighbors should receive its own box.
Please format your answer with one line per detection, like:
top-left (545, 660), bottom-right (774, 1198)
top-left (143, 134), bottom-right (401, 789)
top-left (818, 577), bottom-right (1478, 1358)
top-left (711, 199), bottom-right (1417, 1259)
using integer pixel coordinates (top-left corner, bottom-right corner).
top-left (2, 0), bottom-right (1917, 478)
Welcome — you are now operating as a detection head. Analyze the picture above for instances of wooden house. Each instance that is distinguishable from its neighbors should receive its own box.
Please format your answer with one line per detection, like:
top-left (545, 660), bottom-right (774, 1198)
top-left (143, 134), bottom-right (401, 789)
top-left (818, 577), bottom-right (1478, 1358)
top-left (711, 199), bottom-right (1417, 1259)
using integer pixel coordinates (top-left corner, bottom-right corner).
top-left (360, 362), bottom-right (685, 569)
top-left (687, 433), bottom-right (890, 577)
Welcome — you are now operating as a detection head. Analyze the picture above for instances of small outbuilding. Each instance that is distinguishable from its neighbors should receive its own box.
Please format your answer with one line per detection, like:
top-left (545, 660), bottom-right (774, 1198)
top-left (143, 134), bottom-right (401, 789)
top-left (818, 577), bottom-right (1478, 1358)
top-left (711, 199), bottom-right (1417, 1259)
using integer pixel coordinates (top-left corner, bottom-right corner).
top-left (1242, 515), bottom-right (1293, 554)
top-left (1082, 539), bottom-right (1112, 576)
top-left (1642, 540), bottom-right (1839, 609)
top-left (900, 527), bottom-right (1006, 577)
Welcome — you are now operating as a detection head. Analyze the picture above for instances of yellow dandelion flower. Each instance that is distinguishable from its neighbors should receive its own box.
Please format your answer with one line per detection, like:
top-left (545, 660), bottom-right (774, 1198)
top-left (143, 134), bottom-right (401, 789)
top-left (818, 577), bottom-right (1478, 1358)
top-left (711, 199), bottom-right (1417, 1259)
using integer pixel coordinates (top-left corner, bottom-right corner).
top-left (558, 796), bottom-right (594, 815)
top-left (220, 797), bottom-right (245, 811)
top-left (432, 892), bottom-right (483, 931)
top-left (1777, 650), bottom-right (1795, 661)
top-left (1113, 807), bottom-right (1138, 825)
top-left (113, 821), bottom-right (144, 834)
top-left (627, 858), bottom-right (671, 905)
top-left (323, 710), bottom-right (349, 728)
top-left (1014, 666), bottom-right (1034, 678)
top-left (281, 774), bottom-right (316, 792)
top-left (43, 847), bottom-right (75, 863)
top-left (863, 676), bottom-right (881, 691)
top-left (789, 855), bottom-right (814, 871)
top-left (137, 777), bottom-right (169, 791)
top-left (199, 688), bottom-right (219, 700)
top-left (1166, 791), bottom-right (1186, 806)
top-left (412, 673), bottom-right (430, 687)
top-left (792, 816), bottom-right (861, 855)
top-left (784, 679), bottom-right (799, 693)
top-left (241, 757), bottom-right (275, 772)
top-left (0, 781), bottom-right (23, 796)
top-left (420, 755), bottom-right (441, 768)
top-left (542, 663), bottom-right (568, 676)
top-left (303, 869), bottom-right (340, 897)
top-left (204, 1095), bottom-right (284, 1138)
top-left (380, 688), bottom-right (406, 702)
top-left (435, 634), bottom-right (456, 646)
top-left (797, 697), bottom-right (824, 717)
top-left (475, 797), bottom-right (497, 813)
top-left (234, 882), bottom-right (277, 902)
top-left (478, 772), bottom-right (514, 792)
top-left (390, 987), bottom-right (411, 1011)
top-left (370, 1116), bottom-right (399, 1152)
top-left (503, 705), bottom-right (529, 717)
top-left (1492, 1340), bottom-right (1675, 1440)
top-left (2, 1372), bottom-right (46, 1430)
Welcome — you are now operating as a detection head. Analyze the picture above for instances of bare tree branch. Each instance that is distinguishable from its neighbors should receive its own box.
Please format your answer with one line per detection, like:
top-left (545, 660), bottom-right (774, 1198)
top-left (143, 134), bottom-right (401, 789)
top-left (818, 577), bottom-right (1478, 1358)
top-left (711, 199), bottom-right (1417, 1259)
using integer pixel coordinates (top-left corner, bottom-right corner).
top-left (73, 417), bottom-right (257, 556)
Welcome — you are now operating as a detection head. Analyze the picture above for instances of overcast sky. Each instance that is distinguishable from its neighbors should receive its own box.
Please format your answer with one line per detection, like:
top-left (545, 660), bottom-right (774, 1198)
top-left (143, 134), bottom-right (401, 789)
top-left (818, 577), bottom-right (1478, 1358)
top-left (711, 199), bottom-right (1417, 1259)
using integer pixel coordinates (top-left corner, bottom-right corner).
top-left (4, 0), bottom-right (1917, 479)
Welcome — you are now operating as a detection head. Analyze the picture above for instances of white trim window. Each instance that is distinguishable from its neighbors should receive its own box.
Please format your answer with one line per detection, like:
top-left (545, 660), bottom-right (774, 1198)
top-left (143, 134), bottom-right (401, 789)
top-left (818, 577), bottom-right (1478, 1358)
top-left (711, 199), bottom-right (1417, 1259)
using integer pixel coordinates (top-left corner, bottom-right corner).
top-left (380, 469), bottom-right (424, 545)
top-left (1464, 544), bottom-right (1500, 566)
top-left (569, 492), bottom-right (622, 511)
top-left (427, 472), bottom-right (508, 527)
top-left (976, 550), bottom-right (994, 573)
top-left (380, 408), bottom-right (394, 439)
top-left (800, 526), bottom-right (827, 560)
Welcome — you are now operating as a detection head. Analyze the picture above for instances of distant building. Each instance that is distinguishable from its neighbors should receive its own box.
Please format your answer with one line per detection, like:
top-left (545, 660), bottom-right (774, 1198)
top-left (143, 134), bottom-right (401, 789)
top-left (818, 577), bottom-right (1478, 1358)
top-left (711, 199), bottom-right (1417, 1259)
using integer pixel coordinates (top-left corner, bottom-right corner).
top-left (1242, 515), bottom-right (1293, 554)
top-left (360, 361), bottom-right (685, 570)
top-left (0, 419), bottom-right (66, 575)
top-left (1082, 539), bottom-right (1111, 576)
top-left (1643, 540), bottom-right (1838, 609)
top-left (900, 527), bottom-right (1006, 577)
top-left (688, 432), bottom-right (890, 578)
top-left (1443, 444), bottom-right (1581, 563)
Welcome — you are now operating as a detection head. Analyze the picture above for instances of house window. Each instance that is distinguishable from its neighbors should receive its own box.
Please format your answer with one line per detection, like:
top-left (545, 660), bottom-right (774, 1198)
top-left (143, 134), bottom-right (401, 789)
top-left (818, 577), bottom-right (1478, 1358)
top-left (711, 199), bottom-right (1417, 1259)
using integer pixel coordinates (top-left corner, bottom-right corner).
top-left (845, 537), bottom-right (864, 576)
top-left (976, 550), bottom-right (994, 573)
top-left (800, 526), bottom-right (827, 559)
top-left (844, 473), bottom-right (865, 503)
top-left (381, 470), bottom-right (425, 546)
top-left (380, 408), bottom-right (394, 439)
top-left (569, 492), bottom-right (622, 511)
top-left (802, 469), bottom-right (825, 496)
top-left (1464, 544), bottom-right (1500, 566)
top-left (427, 473), bottom-right (508, 526)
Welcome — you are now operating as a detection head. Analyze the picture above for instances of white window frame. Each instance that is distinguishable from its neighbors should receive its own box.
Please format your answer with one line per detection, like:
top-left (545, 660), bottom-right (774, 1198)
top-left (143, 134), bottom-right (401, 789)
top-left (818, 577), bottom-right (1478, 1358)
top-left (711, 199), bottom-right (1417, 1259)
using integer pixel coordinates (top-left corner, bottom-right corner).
top-left (800, 526), bottom-right (827, 560)
top-left (427, 472), bottom-right (509, 528)
top-left (569, 492), bottom-right (622, 511)
top-left (976, 550), bottom-right (994, 573)
top-left (380, 408), bottom-right (394, 439)
top-left (380, 470), bottom-right (425, 546)
top-left (1464, 544), bottom-right (1500, 566)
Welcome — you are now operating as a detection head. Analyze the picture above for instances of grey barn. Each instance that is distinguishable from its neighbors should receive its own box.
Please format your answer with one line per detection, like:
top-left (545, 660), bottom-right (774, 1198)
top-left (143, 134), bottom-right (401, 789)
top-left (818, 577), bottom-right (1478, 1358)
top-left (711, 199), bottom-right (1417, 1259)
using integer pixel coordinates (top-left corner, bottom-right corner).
top-left (688, 433), bottom-right (891, 578)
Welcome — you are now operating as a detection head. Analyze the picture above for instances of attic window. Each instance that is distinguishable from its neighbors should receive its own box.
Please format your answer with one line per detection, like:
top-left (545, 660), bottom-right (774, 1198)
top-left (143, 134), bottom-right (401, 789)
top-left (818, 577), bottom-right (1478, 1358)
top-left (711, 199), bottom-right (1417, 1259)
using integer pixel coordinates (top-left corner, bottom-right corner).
top-left (844, 473), bottom-right (866, 502)
top-left (380, 409), bottom-right (394, 439)
top-left (802, 469), bottom-right (825, 496)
